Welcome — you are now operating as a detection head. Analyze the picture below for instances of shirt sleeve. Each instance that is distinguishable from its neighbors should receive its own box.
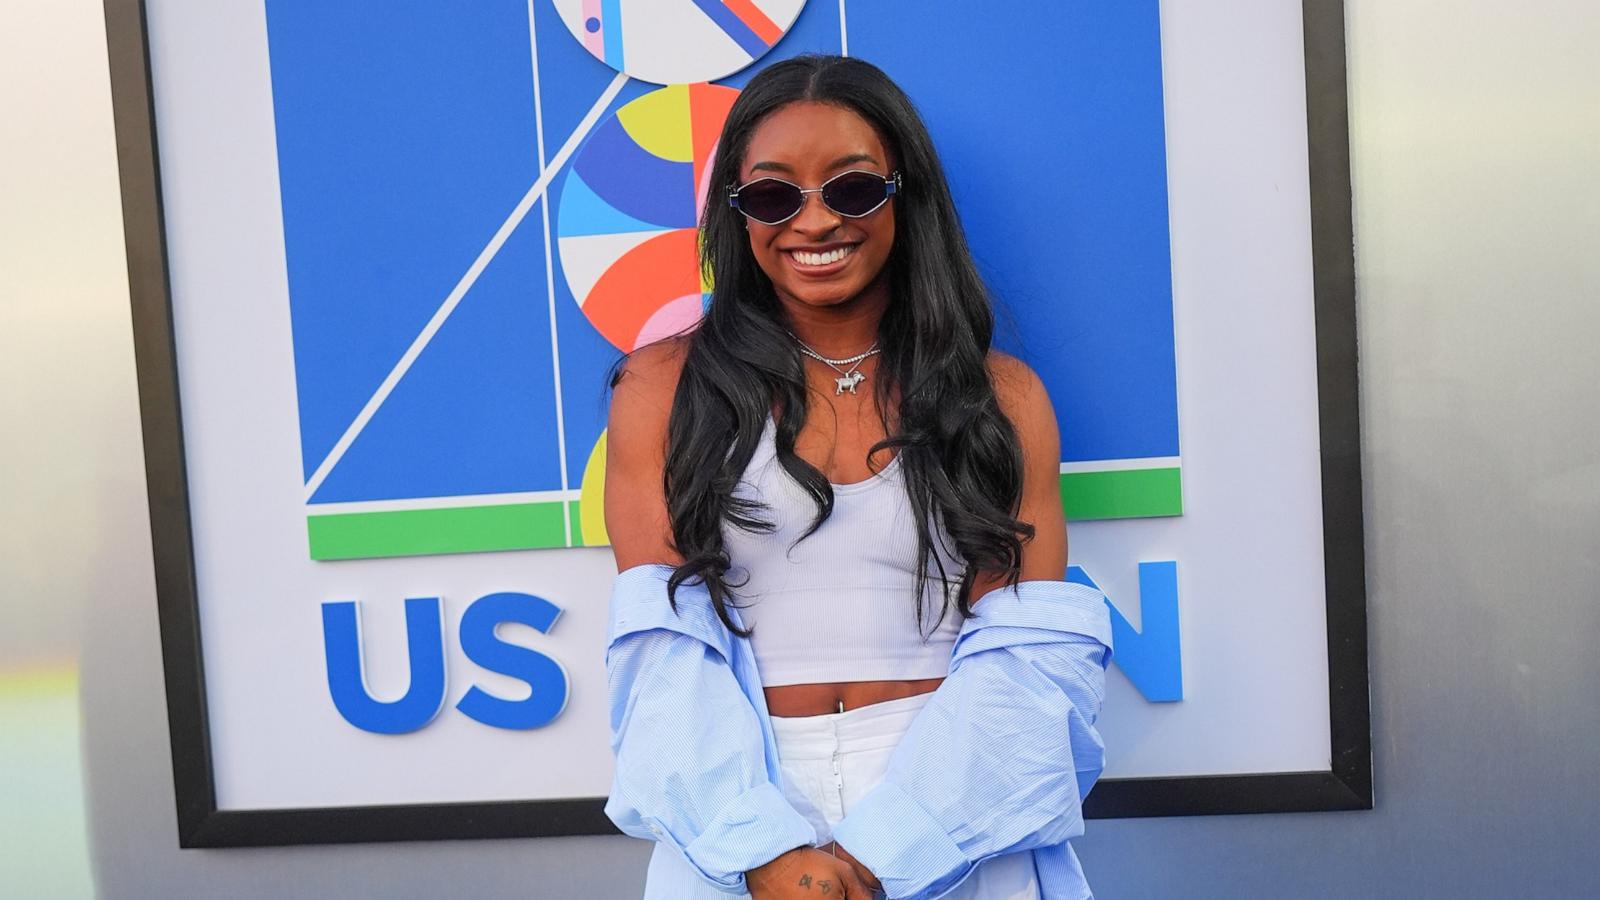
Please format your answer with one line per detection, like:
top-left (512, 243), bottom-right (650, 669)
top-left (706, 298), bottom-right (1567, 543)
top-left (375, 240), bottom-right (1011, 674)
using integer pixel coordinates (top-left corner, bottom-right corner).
top-left (829, 578), bottom-right (1115, 900)
top-left (603, 563), bottom-right (819, 894)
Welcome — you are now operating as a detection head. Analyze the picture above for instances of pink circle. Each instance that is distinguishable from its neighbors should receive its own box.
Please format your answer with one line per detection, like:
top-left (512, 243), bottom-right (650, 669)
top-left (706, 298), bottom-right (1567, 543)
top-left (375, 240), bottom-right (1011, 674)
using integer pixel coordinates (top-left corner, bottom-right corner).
top-left (635, 293), bottom-right (706, 348)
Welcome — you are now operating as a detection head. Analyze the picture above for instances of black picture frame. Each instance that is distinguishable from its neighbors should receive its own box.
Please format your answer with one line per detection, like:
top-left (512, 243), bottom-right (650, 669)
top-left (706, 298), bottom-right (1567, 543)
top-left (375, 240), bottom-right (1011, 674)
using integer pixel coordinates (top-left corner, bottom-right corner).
top-left (104, 0), bottom-right (1369, 847)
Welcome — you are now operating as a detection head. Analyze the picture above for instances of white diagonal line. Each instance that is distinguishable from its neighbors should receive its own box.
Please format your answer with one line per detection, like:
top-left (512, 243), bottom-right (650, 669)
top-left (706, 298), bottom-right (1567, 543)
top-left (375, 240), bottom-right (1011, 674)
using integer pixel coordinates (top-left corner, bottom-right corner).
top-left (839, 0), bottom-right (849, 56)
top-left (304, 71), bottom-right (629, 502)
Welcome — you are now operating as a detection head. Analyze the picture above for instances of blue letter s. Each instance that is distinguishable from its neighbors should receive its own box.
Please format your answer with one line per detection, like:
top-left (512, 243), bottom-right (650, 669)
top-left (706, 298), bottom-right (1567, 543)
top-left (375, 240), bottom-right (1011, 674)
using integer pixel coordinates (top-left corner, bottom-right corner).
top-left (455, 592), bottom-right (569, 730)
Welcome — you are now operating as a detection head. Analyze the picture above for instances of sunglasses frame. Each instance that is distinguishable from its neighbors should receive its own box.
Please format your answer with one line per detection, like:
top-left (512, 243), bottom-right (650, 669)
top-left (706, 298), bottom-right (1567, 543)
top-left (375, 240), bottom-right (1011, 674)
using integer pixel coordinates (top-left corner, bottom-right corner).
top-left (728, 169), bottom-right (902, 226)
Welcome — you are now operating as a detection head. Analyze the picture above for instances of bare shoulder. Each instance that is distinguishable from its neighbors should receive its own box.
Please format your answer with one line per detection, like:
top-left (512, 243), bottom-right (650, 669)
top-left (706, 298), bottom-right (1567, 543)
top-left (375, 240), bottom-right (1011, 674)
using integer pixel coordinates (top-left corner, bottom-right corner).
top-left (985, 349), bottom-right (1053, 436)
top-left (611, 334), bottom-right (692, 418)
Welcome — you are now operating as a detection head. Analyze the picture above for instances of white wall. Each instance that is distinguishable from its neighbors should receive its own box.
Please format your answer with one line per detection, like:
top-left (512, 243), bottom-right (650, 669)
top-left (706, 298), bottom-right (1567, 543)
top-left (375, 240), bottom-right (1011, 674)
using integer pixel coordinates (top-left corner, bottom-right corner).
top-left (2, 1), bottom-right (1595, 897)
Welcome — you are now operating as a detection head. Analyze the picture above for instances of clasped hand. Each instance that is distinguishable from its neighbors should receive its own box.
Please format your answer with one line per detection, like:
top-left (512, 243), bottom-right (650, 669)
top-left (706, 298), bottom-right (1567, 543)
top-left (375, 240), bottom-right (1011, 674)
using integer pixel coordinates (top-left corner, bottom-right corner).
top-left (748, 842), bottom-right (882, 898)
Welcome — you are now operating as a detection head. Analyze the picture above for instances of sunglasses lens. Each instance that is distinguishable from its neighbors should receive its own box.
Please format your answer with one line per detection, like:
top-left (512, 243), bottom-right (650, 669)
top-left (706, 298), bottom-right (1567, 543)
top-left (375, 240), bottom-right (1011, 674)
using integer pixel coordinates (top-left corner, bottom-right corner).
top-left (823, 172), bottom-right (890, 217)
top-left (735, 179), bottom-right (803, 224)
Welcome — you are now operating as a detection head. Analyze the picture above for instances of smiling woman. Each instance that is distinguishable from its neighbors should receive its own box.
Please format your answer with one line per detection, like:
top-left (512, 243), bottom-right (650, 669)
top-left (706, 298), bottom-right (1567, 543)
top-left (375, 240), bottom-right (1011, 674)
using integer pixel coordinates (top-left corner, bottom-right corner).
top-left (599, 54), bottom-right (1111, 900)
top-left (732, 101), bottom-right (900, 313)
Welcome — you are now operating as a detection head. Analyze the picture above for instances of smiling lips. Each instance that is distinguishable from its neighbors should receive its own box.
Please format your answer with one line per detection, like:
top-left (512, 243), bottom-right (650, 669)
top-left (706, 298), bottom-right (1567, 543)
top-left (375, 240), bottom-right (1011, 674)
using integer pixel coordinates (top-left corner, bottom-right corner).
top-left (788, 244), bottom-right (856, 268)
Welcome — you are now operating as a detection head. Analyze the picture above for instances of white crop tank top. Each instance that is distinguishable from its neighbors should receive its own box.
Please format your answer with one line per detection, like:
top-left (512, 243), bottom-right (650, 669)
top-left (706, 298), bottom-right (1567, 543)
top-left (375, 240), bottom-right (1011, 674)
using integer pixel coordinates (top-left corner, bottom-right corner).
top-left (719, 413), bottom-right (966, 686)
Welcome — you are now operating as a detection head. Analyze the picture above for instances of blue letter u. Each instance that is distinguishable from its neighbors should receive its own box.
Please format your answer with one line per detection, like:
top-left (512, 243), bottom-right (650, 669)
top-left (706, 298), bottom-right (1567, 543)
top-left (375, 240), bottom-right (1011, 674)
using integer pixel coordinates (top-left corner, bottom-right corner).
top-left (321, 597), bottom-right (448, 734)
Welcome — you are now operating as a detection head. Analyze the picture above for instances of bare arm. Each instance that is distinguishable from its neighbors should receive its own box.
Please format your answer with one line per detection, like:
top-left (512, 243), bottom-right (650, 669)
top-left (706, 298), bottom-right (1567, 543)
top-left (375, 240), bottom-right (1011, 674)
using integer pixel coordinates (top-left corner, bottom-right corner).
top-left (967, 351), bottom-right (1069, 599)
top-left (604, 338), bottom-right (687, 571)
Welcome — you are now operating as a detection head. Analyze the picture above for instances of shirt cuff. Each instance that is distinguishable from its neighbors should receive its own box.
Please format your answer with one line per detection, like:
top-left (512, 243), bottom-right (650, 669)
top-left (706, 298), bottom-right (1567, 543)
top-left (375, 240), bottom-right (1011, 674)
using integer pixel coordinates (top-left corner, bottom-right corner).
top-left (830, 781), bottom-right (969, 899)
top-left (958, 579), bottom-right (1114, 661)
top-left (680, 781), bottom-right (819, 892)
top-left (608, 563), bottom-right (735, 665)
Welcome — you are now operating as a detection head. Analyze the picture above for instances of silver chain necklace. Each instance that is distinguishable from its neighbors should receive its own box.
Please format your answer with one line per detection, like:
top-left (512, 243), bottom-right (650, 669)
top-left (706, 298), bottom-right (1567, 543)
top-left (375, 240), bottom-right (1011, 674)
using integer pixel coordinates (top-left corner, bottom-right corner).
top-left (788, 330), bottom-right (881, 395)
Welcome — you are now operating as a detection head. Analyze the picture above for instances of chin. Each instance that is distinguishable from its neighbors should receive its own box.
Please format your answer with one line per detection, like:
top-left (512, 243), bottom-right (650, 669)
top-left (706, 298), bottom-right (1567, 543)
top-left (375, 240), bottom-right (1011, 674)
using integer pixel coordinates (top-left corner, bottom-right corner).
top-left (786, 282), bottom-right (862, 307)
top-left (775, 268), bottom-right (880, 303)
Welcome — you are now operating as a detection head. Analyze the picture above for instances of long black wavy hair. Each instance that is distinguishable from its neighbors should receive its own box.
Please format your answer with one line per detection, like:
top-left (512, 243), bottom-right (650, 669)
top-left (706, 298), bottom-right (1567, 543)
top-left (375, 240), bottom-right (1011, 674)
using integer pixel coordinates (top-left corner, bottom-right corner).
top-left (604, 53), bottom-right (1034, 639)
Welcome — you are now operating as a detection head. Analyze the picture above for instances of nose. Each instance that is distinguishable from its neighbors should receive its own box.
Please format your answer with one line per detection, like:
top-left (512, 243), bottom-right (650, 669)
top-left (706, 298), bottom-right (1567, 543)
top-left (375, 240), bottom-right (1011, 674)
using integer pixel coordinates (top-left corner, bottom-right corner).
top-left (788, 189), bottom-right (842, 237)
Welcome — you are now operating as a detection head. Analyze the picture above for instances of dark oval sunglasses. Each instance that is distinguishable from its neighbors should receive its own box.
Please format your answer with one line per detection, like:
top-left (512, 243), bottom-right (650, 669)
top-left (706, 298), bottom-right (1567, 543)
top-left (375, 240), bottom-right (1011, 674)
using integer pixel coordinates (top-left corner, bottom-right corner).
top-left (728, 169), bottom-right (902, 226)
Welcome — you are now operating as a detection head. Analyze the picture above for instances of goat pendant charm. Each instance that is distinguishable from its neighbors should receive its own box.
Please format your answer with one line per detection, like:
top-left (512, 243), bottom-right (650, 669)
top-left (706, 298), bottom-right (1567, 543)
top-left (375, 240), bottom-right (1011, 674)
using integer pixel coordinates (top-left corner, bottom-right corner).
top-left (835, 371), bottom-right (865, 395)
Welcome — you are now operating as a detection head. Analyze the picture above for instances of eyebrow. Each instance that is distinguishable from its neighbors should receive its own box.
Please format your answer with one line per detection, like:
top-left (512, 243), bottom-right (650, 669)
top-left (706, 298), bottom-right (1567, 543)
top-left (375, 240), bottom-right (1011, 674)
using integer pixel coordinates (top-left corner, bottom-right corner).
top-left (748, 152), bottom-right (881, 174)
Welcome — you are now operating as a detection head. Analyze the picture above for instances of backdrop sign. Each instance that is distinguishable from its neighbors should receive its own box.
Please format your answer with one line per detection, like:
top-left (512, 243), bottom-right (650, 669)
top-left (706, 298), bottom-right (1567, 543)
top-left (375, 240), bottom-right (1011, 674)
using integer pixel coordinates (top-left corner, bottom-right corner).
top-left (107, 0), bottom-right (1369, 846)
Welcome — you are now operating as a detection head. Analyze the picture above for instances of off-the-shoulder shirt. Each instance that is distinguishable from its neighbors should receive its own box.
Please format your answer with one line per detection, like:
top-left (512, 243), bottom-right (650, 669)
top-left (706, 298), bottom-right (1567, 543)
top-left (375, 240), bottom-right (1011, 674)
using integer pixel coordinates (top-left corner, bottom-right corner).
top-left (604, 562), bottom-right (1114, 899)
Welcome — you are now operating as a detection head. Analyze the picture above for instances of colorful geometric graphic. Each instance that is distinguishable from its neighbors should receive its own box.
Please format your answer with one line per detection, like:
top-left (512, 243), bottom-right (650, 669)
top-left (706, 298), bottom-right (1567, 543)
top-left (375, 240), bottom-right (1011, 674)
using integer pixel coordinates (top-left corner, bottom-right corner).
top-left (551, 0), bottom-right (806, 85)
top-left (264, 1), bottom-right (1182, 561)
top-left (559, 84), bottom-right (737, 351)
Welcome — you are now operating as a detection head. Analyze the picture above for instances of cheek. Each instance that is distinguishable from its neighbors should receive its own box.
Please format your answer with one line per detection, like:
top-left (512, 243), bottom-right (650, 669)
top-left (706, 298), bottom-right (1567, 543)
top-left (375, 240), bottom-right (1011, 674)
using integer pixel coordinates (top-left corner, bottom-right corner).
top-left (747, 228), bottom-right (787, 276)
top-left (866, 214), bottom-right (896, 264)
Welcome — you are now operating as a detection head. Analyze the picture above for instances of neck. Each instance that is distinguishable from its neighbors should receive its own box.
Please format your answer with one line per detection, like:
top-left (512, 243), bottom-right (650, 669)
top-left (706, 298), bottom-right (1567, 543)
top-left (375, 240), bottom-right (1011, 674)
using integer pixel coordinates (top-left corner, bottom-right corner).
top-left (777, 271), bottom-right (891, 358)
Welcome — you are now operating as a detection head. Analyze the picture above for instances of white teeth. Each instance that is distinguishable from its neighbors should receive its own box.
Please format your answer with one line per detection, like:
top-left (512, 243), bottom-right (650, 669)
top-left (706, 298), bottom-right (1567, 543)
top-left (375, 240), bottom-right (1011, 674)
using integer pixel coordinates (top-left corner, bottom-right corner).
top-left (790, 245), bottom-right (854, 267)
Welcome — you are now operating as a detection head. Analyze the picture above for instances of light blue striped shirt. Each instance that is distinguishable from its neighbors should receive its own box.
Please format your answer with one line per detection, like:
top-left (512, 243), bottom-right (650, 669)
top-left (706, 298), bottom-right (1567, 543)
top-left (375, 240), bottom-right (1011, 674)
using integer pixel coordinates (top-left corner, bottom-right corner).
top-left (604, 562), bottom-right (1114, 899)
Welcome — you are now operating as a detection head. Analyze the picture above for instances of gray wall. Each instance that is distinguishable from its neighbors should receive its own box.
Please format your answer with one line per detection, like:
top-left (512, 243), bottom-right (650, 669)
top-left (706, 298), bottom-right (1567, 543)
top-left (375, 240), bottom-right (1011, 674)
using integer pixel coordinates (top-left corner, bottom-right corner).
top-left (2, 1), bottom-right (124, 897)
top-left (3, 0), bottom-right (1592, 897)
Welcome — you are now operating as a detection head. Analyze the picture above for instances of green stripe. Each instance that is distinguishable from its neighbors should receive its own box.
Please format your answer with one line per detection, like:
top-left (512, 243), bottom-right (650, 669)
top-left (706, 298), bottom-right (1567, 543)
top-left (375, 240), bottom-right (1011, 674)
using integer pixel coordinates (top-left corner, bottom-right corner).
top-left (1062, 467), bottom-right (1183, 520)
top-left (306, 469), bottom-right (1181, 560)
top-left (308, 501), bottom-right (572, 561)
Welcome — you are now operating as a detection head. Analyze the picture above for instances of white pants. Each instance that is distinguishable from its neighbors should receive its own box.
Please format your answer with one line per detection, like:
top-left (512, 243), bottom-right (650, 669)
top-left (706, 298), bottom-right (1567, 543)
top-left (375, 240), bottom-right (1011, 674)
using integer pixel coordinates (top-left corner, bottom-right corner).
top-left (641, 690), bottom-right (1041, 899)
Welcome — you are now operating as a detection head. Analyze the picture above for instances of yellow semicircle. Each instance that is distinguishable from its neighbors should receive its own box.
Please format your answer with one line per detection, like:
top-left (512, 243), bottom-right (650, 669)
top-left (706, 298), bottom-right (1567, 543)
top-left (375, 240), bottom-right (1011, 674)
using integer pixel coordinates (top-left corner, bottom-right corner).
top-left (616, 84), bottom-right (693, 163)
top-left (578, 430), bottom-right (610, 546)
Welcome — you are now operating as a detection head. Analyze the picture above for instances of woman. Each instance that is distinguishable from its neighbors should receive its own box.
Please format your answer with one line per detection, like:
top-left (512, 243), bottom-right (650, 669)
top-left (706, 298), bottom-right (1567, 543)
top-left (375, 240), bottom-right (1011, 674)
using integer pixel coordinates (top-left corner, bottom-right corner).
top-left (602, 54), bottom-right (1113, 899)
